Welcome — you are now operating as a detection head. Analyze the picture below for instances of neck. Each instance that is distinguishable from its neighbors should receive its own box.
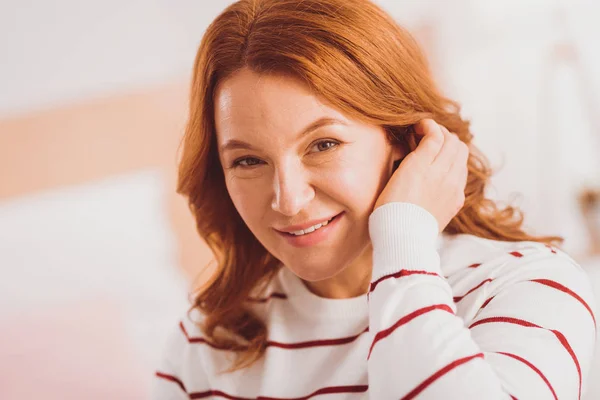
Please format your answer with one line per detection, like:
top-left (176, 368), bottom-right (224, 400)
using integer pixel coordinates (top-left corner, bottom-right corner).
top-left (302, 244), bottom-right (373, 299)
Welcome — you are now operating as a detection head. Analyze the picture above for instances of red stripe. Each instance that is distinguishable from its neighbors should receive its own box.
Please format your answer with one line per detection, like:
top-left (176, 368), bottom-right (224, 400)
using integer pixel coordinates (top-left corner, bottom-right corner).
top-left (369, 270), bottom-right (441, 294)
top-left (247, 292), bottom-right (288, 303)
top-left (179, 321), bottom-right (228, 349)
top-left (496, 352), bottom-right (558, 400)
top-left (190, 390), bottom-right (253, 399)
top-left (551, 329), bottom-right (582, 400)
top-left (480, 296), bottom-right (495, 309)
top-left (545, 244), bottom-right (557, 254)
top-left (400, 353), bottom-right (484, 399)
top-left (180, 321), bottom-right (369, 350)
top-left (267, 327), bottom-right (369, 349)
top-left (466, 249), bottom-right (525, 270)
top-left (453, 279), bottom-right (493, 302)
top-left (156, 371), bottom-right (187, 394)
top-left (531, 279), bottom-right (597, 328)
top-left (160, 353), bottom-right (369, 399)
top-left (368, 304), bottom-right (453, 359)
top-left (470, 316), bottom-right (541, 329)
top-left (259, 385), bottom-right (368, 400)
top-left (189, 385), bottom-right (369, 399)
top-left (469, 317), bottom-right (582, 399)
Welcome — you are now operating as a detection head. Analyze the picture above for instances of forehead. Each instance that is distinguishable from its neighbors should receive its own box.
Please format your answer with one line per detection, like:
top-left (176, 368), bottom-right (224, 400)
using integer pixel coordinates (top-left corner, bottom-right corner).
top-left (214, 69), bottom-right (347, 145)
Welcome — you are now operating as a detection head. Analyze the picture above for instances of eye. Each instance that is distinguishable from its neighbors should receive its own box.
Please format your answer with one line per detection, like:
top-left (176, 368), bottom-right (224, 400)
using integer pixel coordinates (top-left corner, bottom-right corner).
top-left (231, 157), bottom-right (263, 168)
top-left (309, 139), bottom-right (339, 153)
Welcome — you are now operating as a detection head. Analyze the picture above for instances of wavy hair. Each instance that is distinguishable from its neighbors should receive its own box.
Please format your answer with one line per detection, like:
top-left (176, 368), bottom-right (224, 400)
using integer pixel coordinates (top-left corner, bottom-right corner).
top-left (176, 0), bottom-right (562, 372)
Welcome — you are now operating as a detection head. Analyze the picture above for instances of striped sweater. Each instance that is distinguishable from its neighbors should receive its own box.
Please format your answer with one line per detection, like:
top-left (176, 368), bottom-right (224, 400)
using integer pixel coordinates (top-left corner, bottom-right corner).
top-left (153, 202), bottom-right (597, 399)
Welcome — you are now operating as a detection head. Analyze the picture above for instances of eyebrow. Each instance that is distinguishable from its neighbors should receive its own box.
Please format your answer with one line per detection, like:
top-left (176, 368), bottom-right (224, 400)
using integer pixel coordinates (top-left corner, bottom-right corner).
top-left (219, 117), bottom-right (347, 153)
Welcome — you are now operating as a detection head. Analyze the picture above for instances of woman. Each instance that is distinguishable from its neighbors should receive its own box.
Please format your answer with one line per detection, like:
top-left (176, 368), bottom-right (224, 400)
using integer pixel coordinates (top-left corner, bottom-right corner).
top-left (153, 0), bottom-right (596, 398)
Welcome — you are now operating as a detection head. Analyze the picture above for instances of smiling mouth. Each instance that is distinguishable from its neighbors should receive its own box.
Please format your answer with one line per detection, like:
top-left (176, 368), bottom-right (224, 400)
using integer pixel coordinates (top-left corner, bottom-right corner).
top-left (283, 213), bottom-right (342, 236)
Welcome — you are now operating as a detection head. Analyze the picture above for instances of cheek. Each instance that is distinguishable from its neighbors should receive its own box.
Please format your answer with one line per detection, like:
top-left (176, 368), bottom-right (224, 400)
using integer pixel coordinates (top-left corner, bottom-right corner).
top-left (225, 178), bottom-right (266, 226)
top-left (322, 158), bottom-right (388, 207)
top-left (227, 181), bottom-right (253, 220)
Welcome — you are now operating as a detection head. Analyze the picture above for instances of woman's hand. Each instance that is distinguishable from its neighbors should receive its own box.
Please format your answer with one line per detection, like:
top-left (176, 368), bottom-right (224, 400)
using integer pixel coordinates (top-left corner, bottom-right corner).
top-left (374, 119), bottom-right (469, 232)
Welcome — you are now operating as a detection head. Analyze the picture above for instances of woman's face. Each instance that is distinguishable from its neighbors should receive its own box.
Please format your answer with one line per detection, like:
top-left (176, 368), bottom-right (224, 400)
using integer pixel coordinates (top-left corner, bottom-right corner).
top-left (214, 68), bottom-right (402, 284)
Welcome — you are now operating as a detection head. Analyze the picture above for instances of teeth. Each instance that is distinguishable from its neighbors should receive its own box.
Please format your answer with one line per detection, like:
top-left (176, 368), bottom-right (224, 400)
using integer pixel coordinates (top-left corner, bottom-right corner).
top-left (289, 217), bottom-right (333, 236)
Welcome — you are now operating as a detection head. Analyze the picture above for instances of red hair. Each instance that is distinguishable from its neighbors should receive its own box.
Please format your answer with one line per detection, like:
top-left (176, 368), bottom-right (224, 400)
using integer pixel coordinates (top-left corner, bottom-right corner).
top-left (176, 0), bottom-right (562, 372)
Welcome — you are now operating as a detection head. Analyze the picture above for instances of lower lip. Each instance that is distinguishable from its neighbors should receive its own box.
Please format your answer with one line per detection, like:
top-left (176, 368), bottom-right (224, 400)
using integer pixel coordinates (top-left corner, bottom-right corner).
top-left (277, 212), bottom-right (344, 248)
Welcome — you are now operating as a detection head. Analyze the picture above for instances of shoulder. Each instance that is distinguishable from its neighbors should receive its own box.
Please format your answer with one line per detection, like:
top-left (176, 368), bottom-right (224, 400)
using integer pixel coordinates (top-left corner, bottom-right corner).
top-left (441, 234), bottom-right (597, 325)
top-left (152, 308), bottom-right (212, 396)
top-left (152, 281), bottom-right (289, 398)
top-left (156, 307), bottom-right (207, 365)
top-left (440, 233), bottom-right (587, 282)
top-left (440, 233), bottom-right (569, 273)
top-left (155, 274), bottom-right (286, 369)
top-left (443, 236), bottom-right (598, 398)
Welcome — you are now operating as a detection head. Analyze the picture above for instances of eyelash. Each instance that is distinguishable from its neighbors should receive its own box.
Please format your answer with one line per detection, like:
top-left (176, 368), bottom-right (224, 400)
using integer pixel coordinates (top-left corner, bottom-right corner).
top-left (230, 139), bottom-right (340, 169)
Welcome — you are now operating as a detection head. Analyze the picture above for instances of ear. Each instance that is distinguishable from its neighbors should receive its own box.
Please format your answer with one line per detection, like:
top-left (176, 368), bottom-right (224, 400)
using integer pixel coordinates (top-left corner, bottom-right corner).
top-left (392, 144), bottom-right (404, 162)
top-left (391, 141), bottom-right (408, 163)
top-left (385, 126), bottom-right (410, 169)
top-left (390, 143), bottom-right (406, 173)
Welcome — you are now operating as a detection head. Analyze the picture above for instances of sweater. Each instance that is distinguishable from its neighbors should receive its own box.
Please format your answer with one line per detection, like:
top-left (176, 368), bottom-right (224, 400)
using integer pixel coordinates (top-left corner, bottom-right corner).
top-left (152, 202), bottom-right (597, 399)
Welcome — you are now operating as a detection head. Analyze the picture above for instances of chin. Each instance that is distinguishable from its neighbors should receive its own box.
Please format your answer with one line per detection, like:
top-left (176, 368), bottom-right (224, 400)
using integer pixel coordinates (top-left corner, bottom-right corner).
top-left (286, 262), bottom-right (345, 283)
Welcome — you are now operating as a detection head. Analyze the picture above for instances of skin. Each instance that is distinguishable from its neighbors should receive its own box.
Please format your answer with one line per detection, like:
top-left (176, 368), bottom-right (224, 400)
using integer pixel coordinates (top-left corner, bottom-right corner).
top-left (214, 67), bottom-right (468, 299)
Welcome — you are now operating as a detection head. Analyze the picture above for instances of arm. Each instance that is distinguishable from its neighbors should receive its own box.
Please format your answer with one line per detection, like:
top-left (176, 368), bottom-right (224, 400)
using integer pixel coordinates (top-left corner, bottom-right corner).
top-left (367, 202), bottom-right (596, 399)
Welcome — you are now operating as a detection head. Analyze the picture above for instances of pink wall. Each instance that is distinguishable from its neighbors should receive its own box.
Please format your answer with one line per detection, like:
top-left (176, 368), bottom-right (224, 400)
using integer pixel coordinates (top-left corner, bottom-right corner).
top-left (0, 81), bottom-right (213, 281)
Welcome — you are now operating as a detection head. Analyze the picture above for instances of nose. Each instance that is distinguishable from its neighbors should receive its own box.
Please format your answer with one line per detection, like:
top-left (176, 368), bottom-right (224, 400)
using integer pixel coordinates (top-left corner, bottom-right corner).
top-left (271, 161), bottom-right (315, 216)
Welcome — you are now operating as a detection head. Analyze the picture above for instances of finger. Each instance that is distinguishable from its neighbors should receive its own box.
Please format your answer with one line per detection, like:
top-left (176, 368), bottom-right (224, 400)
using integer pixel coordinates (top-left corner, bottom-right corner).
top-left (412, 119), bottom-right (444, 164)
top-left (433, 125), bottom-right (461, 170)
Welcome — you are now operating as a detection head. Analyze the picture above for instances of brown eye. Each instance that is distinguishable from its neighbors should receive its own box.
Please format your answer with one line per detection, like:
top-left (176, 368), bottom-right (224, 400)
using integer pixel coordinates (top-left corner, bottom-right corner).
top-left (310, 140), bottom-right (339, 153)
top-left (232, 157), bottom-right (262, 168)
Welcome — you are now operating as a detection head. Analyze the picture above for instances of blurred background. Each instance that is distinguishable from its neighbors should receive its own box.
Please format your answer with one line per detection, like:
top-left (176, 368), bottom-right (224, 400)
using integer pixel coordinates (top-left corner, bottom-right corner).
top-left (1, 0), bottom-right (599, 398)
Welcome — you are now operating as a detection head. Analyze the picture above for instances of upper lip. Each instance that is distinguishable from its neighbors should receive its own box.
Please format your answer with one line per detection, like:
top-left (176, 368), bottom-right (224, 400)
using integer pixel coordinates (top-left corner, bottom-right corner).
top-left (275, 213), bottom-right (340, 233)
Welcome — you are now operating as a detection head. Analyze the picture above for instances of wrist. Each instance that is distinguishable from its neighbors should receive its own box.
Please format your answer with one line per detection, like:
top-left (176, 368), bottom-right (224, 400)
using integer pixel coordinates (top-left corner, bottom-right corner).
top-left (368, 202), bottom-right (441, 280)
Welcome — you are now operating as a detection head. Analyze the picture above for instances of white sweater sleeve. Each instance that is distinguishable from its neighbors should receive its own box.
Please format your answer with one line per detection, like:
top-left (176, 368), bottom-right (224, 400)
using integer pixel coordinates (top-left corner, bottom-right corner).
top-left (367, 202), bottom-right (597, 400)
